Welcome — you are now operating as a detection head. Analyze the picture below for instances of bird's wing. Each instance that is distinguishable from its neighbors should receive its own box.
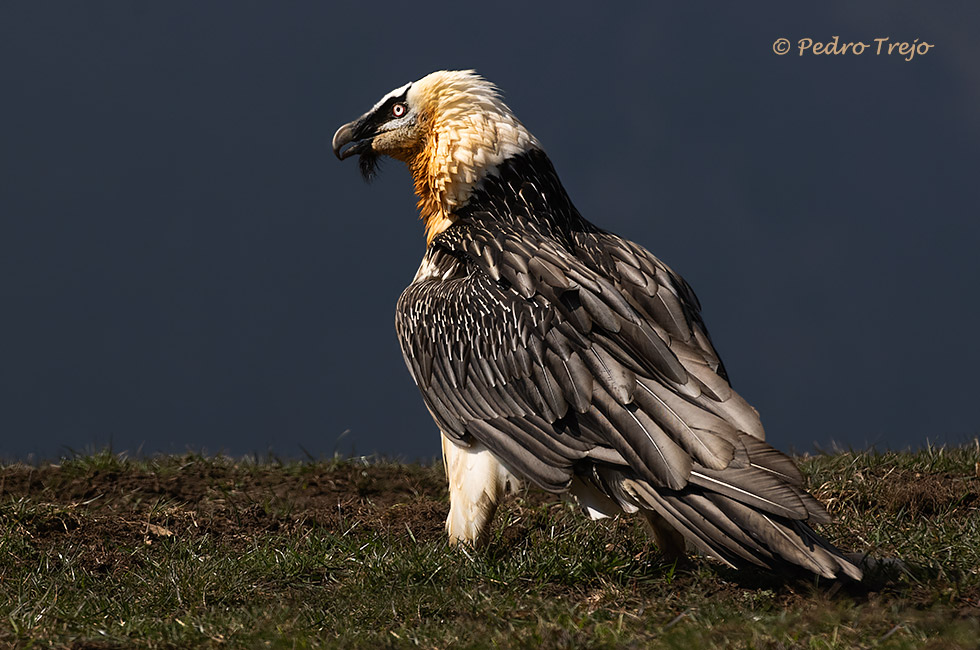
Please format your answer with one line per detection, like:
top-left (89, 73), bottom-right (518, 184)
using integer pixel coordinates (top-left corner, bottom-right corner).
top-left (572, 230), bottom-right (767, 442)
top-left (396, 220), bottom-right (816, 519)
top-left (396, 225), bottom-right (597, 492)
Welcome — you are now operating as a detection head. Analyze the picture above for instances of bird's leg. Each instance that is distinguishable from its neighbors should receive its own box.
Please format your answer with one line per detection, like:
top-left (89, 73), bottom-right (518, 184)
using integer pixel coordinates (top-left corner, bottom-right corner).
top-left (441, 434), bottom-right (507, 548)
top-left (639, 509), bottom-right (688, 562)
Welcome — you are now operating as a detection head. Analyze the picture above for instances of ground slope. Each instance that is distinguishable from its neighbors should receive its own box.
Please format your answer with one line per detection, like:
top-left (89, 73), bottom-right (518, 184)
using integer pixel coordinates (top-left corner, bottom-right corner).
top-left (1, 444), bottom-right (978, 648)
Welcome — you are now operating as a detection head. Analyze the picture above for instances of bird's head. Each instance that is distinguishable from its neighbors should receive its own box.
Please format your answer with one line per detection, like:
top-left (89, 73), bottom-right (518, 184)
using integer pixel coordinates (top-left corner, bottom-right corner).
top-left (333, 70), bottom-right (539, 243)
top-left (331, 78), bottom-right (421, 179)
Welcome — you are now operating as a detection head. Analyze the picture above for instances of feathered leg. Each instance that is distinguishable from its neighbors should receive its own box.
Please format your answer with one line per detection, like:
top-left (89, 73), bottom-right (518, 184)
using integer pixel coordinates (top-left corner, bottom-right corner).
top-left (640, 509), bottom-right (688, 561)
top-left (441, 434), bottom-right (515, 547)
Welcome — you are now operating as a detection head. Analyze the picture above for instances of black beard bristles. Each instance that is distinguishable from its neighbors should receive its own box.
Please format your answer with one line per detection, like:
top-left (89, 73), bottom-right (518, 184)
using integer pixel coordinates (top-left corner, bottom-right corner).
top-left (359, 151), bottom-right (381, 182)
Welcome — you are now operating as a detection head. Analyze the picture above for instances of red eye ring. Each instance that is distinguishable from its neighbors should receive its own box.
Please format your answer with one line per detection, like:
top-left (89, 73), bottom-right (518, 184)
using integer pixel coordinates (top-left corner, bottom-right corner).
top-left (392, 102), bottom-right (407, 118)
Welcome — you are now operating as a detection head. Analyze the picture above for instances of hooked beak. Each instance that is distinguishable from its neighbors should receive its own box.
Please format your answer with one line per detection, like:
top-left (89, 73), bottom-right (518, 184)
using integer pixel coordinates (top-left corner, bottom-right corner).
top-left (332, 119), bottom-right (371, 160)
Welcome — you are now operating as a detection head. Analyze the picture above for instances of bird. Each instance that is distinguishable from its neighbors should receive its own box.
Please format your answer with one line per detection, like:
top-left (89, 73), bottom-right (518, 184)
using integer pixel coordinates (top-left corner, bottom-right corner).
top-left (332, 70), bottom-right (862, 580)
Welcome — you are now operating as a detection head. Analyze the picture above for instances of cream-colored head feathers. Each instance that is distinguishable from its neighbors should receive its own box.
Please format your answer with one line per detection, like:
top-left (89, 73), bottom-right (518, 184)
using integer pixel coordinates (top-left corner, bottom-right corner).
top-left (404, 71), bottom-right (540, 243)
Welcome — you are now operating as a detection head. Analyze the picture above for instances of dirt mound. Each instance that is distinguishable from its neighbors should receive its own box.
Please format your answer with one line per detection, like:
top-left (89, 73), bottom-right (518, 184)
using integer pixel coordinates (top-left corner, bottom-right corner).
top-left (0, 458), bottom-right (458, 571)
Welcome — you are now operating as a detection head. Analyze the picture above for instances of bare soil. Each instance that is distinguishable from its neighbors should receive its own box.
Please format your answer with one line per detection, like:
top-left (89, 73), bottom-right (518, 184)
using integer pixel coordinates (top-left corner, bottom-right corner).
top-left (1, 461), bottom-right (463, 568)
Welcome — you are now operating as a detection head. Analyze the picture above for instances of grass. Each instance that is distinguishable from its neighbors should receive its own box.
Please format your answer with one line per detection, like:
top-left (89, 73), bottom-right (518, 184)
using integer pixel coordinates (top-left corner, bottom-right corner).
top-left (0, 442), bottom-right (978, 649)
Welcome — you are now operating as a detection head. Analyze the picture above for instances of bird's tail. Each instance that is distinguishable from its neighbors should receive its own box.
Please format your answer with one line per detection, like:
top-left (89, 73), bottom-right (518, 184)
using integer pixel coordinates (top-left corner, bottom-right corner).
top-left (615, 474), bottom-right (863, 580)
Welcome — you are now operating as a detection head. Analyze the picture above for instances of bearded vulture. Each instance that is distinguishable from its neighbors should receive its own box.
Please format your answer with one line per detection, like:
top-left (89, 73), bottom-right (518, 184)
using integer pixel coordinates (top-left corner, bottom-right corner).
top-left (332, 70), bottom-right (861, 579)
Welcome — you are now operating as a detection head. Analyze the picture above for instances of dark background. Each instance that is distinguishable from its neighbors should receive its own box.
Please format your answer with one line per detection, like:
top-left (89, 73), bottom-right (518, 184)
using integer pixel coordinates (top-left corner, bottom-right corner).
top-left (2, 2), bottom-right (977, 462)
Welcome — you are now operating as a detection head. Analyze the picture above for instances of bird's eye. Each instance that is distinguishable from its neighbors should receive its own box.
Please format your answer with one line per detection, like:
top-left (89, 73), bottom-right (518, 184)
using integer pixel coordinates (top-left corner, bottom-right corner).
top-left (391, 102), bottom-right (407, 118)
